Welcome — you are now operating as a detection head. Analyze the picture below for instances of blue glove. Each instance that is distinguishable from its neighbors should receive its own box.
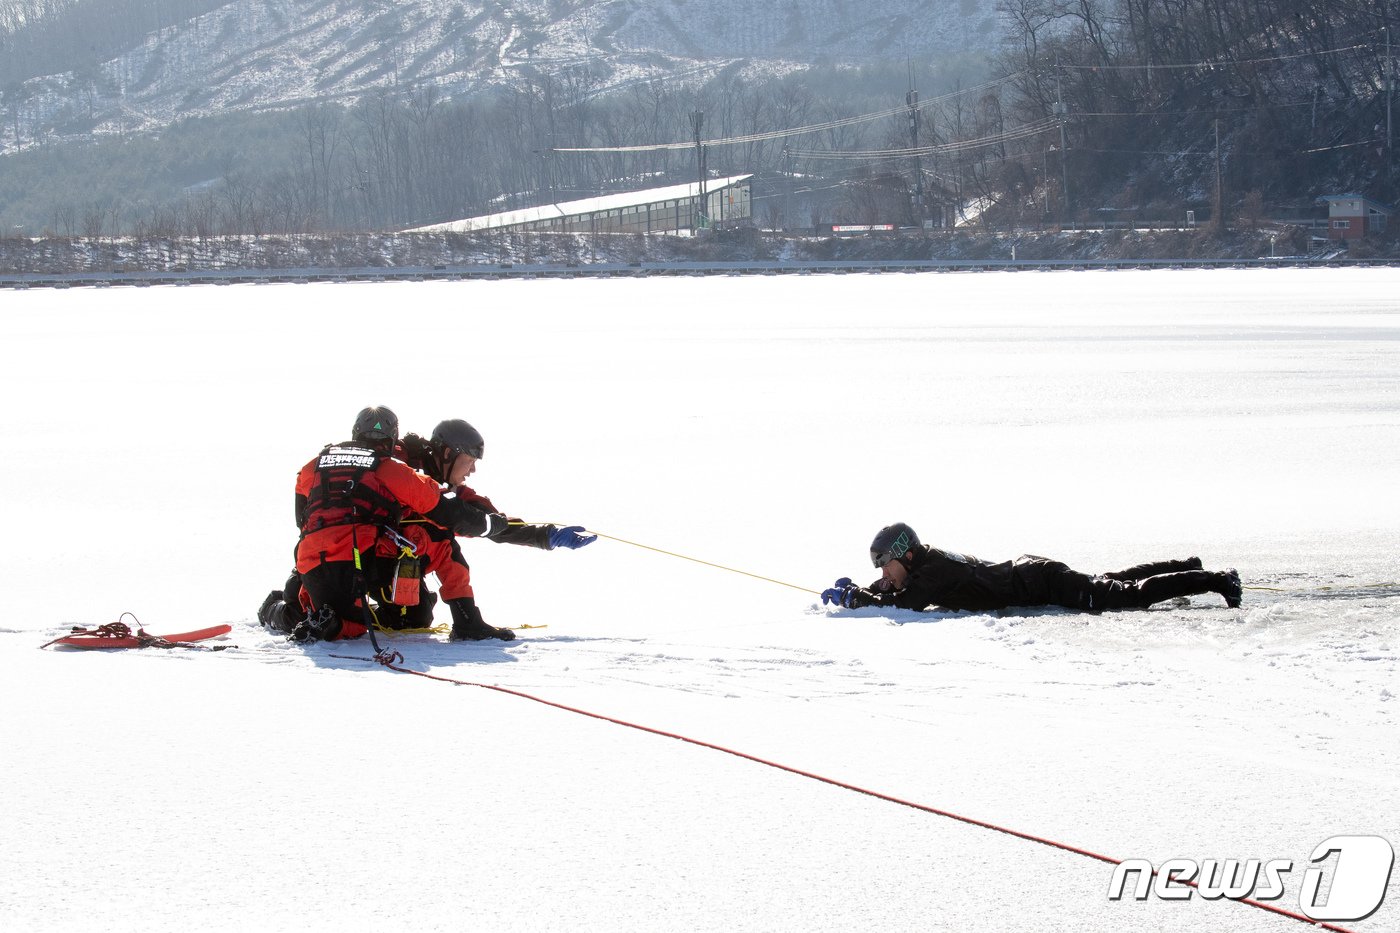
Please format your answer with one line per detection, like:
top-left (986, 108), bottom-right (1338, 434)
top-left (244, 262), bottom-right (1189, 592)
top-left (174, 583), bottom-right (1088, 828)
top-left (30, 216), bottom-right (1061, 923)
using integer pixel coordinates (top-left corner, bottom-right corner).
top-left (820, 577), bottom-right (863, 608)
top-left (548, 525), bottom-right (596, 550)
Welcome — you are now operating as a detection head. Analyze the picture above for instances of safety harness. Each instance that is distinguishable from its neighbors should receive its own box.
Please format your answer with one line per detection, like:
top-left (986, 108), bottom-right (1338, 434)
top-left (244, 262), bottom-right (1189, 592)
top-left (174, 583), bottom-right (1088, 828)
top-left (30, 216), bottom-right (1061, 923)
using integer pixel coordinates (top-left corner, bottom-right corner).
top-left (299, 445), bottom-right (404, 540)
top-left (298, 444), bottom-right (422, 642)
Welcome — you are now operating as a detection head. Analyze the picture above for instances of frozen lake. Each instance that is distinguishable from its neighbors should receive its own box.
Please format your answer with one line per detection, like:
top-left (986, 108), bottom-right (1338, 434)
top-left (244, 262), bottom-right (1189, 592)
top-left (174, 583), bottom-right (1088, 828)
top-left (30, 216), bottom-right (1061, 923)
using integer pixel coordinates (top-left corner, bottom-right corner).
top-left (1, 268), bottom-right (1397, 931)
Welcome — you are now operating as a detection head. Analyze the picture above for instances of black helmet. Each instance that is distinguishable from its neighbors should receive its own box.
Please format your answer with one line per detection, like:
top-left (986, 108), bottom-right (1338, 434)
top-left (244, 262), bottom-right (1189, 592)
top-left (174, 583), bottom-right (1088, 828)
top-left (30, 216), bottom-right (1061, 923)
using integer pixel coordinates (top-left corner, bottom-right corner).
top-left (431, 418), bottom-right (485, 460)
top-left (423, 419), bottom-right (485, 483)
top-left (871, 523), bottom-right (920, 568)
top-left (352, 406), bottom-right (399, 445)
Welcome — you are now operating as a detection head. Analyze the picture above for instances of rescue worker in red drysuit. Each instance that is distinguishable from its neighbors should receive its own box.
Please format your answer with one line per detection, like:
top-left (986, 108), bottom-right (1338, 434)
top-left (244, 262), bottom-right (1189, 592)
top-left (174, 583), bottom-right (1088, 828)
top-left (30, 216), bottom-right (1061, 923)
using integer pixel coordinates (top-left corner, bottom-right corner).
top-left (822, 523), bottom-right (1242, 613)
top-left (377, 418), bottom-right (595, 642)
top-left (259, 406), bottom-right (509, 642)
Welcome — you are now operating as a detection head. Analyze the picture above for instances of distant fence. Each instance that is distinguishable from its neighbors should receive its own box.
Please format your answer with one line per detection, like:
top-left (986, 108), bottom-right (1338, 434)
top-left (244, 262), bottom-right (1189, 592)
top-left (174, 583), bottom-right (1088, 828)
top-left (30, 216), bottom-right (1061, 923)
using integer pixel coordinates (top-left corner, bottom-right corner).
top-left (1, 255), bottom-right (1394, 289)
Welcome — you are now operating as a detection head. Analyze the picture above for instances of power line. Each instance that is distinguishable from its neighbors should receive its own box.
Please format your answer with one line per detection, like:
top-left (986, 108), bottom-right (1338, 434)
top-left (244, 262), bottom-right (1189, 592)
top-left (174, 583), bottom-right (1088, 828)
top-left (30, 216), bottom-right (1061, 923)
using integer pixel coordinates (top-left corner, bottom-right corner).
top-left (1303, 137), bottom-right (1382, 153)
top-left (1074, 131), bottom-right (1384, 158)
top-left (544, 23), bottom-right (1390, 222)
top-left (548, 31), bottom-right (1386, 159)
top-left (1074, 147), bottom-right (1217, 157)
top-left (551, 72), bottom-right (1030, 153)
top-left (1054, 40), bottom-right (1373, 73)
top-left (788, 118), bottom-right (1061, 161)
top-left (1075, 99), bottom-right (1318, 117)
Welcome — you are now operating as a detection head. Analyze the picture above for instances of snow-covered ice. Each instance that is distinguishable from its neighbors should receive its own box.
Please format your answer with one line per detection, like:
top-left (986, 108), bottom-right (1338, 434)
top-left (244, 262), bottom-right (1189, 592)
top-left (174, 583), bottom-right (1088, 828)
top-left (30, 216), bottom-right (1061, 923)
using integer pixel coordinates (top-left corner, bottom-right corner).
top-left (1, 268), bottom-right (1396, 931)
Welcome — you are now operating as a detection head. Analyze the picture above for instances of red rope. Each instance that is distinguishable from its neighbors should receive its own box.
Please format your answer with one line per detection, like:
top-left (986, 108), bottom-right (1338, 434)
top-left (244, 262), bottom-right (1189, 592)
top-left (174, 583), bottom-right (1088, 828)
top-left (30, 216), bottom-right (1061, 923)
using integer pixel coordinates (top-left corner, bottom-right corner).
top-left (333, 651), bottom-right (1357, 933)
top-left (41, 613), bottom-right (230, 651)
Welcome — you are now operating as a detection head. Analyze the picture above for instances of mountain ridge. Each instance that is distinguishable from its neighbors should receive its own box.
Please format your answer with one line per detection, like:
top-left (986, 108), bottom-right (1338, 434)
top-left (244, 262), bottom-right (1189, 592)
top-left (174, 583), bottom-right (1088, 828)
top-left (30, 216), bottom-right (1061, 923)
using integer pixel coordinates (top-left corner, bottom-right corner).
top-left (2, 0), bottom-right (1001, 154)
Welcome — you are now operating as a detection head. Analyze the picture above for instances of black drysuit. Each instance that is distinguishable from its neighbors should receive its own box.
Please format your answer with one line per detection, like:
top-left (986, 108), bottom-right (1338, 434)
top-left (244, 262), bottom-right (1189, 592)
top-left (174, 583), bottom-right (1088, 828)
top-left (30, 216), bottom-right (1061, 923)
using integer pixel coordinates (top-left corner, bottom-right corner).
top-left (867, 546), bottom-right (1227, 613)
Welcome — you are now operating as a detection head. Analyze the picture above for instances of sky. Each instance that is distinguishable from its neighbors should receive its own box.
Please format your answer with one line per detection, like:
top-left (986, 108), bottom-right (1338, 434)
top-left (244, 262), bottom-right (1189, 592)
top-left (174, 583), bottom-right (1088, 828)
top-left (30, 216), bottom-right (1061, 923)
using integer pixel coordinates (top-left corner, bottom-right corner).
top-left (1, 267), bottom-right (1396, 932)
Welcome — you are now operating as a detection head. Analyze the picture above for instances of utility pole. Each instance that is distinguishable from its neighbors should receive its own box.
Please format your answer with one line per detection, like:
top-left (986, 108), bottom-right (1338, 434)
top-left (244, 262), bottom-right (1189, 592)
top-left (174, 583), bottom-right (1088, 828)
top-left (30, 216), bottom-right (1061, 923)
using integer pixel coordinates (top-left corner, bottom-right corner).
top-left (544, 77), bottom-right (557, 202)
top-left (690, 110), bottom-right (706, 234)
top-left (1387, 26), bottom-right (1393, 165)
top-left (1042, 148), bottom-right (1051, 221)
top-left (1054, 60), bottom-right (1070, 228)
top-left (782, 143), bottom-right (793, 233)
top-left (907, 61), bottom-right (923, 226)
top-left (1213, 118), bottom-right (1224, 232)
top-left (908, 88), bottom-right (923, 224)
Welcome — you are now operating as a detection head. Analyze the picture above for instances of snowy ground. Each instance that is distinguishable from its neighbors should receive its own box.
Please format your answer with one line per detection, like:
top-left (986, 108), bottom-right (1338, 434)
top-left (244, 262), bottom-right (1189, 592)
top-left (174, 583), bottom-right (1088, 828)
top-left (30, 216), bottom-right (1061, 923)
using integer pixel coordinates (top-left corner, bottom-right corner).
top-left (1, 268), bottom-right (1397, 932)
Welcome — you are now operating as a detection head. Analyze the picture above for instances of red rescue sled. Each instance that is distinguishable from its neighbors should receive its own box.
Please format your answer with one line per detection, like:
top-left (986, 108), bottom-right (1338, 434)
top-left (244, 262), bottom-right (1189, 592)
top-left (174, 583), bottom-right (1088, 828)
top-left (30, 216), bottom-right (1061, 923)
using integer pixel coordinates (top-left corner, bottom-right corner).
top-left (46, 623), bottom-right (233, 650)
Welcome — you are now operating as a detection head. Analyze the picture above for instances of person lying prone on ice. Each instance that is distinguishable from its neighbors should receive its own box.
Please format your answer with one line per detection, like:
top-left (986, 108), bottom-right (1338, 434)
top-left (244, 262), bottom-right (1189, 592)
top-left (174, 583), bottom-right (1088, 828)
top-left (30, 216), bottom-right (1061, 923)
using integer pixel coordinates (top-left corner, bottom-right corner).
top-left (821, 523), bottom-right (1241, 614)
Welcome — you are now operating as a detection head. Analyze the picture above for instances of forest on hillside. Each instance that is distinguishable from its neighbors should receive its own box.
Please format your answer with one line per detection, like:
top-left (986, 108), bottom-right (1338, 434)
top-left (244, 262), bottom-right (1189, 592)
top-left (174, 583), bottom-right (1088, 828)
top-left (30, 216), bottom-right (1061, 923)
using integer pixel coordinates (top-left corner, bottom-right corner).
top-left (991, 0), bottom-right (1398, 228)
top-left (0, 0), bottom-right (1396, 238)
top-left (0, 0), bottom-right (228, 85)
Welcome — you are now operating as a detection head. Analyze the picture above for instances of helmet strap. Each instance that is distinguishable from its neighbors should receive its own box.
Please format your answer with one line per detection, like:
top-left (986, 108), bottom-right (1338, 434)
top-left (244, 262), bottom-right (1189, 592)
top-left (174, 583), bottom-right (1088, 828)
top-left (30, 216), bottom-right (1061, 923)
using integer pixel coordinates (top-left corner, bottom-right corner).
top-left (430, 444), bottom-right (454, 483)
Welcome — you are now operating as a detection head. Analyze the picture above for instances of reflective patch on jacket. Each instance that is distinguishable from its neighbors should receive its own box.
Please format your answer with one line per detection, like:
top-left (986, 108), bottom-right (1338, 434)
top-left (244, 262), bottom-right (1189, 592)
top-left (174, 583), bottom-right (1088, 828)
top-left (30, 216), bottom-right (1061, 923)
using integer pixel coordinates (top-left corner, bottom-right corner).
top-left (318, 446), bottom-right (378, 470)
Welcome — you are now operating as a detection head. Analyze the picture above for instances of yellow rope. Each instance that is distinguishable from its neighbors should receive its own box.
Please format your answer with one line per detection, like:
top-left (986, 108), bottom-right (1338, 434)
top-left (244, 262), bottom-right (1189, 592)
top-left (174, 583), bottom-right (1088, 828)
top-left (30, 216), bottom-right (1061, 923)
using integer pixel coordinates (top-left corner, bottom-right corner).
top-left (509, 521), bottom-right (821, 595)
top-left (373, 622), bottom-right (451, 636)
top-left (368, 600), bottom-right (449, 636)
top-left (594, 531), bottom-right (822, 595)
top-left (508, 523), bottom-right (1397, 600)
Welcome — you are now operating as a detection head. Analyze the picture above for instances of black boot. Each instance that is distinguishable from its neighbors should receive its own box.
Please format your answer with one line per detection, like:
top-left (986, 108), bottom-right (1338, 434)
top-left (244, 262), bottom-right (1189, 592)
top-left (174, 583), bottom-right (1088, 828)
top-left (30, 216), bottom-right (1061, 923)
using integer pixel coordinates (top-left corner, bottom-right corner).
top-left (282, 571), bottom-right (304, 611)
top-left (1115, 569), bottom-right (1233, 609)
top-left (1219, 568), bottom-right (1243, 608)
top-left (1101, 557), bottom-right (1203, 581)
top-left (258, 590), bottom-right (282, 627)
top-left (259, 590), bottom-right (305, 635)
top-left (448, 597), bottom-right (516, 642)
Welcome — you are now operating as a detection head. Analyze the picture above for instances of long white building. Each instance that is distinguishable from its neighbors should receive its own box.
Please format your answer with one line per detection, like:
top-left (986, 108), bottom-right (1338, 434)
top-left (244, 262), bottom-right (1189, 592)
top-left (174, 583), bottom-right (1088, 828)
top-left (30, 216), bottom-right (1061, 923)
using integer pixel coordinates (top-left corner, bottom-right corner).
top-left (409, 175), bottom-right (753, 235)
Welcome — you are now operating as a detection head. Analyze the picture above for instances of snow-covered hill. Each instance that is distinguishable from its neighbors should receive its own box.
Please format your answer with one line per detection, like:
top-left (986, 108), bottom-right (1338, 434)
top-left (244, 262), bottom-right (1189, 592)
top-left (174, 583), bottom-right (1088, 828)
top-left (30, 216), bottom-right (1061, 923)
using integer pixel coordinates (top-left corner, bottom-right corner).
top-left (3, 0), bottom-right (1001, 153)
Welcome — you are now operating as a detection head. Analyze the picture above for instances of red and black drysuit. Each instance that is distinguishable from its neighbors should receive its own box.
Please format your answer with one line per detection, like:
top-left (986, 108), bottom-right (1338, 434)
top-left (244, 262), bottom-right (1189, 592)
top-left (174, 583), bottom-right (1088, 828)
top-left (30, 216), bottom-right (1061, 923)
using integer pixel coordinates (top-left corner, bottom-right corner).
top-left (371, 460), bottom-right (557, 630)
top-left (292, 442), bottom-right (503, 640)
top-left (855, 547), bottom-right (1232, 613)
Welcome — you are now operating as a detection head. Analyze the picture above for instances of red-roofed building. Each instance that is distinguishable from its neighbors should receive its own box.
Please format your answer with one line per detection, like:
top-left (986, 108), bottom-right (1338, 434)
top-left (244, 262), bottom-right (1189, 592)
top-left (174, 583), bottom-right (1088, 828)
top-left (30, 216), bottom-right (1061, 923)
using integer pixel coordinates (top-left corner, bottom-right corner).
top-left (1317, 194), bottom-right (1392, 240)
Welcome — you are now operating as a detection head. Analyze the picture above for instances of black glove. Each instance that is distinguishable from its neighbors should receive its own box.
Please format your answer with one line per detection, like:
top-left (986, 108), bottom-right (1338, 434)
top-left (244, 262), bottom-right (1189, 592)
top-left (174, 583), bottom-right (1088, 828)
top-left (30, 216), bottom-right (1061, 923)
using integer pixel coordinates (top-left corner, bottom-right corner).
top-left (397, 433), bottom-right (432, 471)
top-left (479, 512), bottom-right (509, 538)
top-left (429, 494), bottom-right (508, 539)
